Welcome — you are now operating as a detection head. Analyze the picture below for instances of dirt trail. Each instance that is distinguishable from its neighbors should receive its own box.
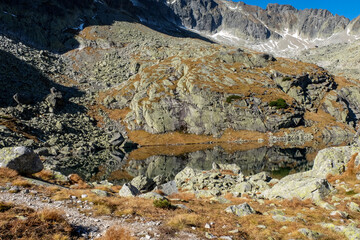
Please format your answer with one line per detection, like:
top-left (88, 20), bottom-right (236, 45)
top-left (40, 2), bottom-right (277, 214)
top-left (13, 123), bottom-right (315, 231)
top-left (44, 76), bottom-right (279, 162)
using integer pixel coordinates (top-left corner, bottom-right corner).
top-left (0, 191), bottom-right (200, 240)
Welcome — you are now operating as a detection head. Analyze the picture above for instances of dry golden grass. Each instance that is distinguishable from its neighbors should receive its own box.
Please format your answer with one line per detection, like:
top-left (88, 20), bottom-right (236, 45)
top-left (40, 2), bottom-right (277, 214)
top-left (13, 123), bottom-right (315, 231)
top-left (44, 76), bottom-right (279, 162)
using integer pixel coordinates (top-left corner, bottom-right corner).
top-left (167, 213), bottom-right (202, 229)
top-left (0, 167), bottom-right (18, 183)
top-left (327, 153), bottom-right (360, 183)
top-left (97, 226), bottom-right (135, 240)
top-left (127, 128), bottom-right (268, 147)
top-left (169, 192), bottom-right (196, 202)
top-left (38, 209), bottom-right (66, 222)
top-left (0, 204), bottom-right (74, 240)
top-left (33, 169), bottom-right (56, 182)
top-left (0, 117), bottom-right (39, 142)
top-left (11, 178), bottom-right (32, 187)
top-left (51, 189), bottom-right (73, 201)
top-left (107, 169), bottom-right (134, 182)
top-left (69, 174), bottom-right (90, 189)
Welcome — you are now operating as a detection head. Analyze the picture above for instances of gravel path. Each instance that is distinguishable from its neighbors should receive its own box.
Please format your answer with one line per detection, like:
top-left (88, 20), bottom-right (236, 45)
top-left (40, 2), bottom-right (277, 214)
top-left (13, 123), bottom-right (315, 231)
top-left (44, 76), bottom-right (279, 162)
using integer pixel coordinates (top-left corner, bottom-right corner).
top-left (0, 190), bottom-right (201, 240)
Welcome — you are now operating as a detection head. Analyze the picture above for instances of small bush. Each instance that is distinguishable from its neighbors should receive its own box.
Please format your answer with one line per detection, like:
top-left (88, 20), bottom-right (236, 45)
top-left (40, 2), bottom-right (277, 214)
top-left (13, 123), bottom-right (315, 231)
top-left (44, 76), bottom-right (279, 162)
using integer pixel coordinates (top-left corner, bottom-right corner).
top-left (269, 98), bottom-right (287, 109)
top-left (153, 199), bottom-right (172, 209)
top-left (226, 95), bottom-right (242, 103)
top-left (345, 190), bottom-right (356, 196)
top-left (282, 77), bottom-right (292, 81)
top-left (271, 167), bottom-right (292, 179)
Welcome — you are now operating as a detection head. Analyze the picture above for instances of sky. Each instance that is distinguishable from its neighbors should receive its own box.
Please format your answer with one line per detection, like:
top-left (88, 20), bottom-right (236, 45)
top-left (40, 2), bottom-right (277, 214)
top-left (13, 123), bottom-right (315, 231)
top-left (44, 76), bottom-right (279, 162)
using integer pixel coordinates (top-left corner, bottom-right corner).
top-left (234, 0), bottom-right (360, 20)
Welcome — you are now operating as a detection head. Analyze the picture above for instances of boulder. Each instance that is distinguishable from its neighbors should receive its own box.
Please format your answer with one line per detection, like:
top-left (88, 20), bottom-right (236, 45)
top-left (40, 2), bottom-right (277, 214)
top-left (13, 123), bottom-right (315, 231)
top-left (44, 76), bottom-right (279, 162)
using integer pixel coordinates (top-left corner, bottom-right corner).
top-left (0, 146), bottom-right (43, 174)
top-left (119, 183), bottom-right (140, 197)
top-left (91, 189), bottom-right (109, 197)
top-left (311, 146), bottom-right (360, 178)
top-left (156, 180), bottom-right (178, 196)
top-left (138, 192), bottom-right (166, 200)
top-left (174, 167), bottom-right (197, 186)
top-left (249, 172), bottom-right (271, 182)
top-left (298, 228), bottom-right (323, 240)
top-left (348, 202), bottom-right (360, 212)
top-left (321, 223), bottom-right (360, 240)
top-left (261, 172), bottom-right (333, 201)
top-left (131, 175), bottom-right (155, 192)
top-left (225, 202), bottom-right (256, 217)
top-left (232, 182), bottom-right (253, 194)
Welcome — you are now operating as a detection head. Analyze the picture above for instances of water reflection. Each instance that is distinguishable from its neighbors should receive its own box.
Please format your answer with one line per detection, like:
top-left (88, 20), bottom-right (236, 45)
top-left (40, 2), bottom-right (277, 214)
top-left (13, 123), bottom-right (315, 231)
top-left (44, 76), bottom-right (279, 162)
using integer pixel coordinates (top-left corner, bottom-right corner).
top-left (51, 141), bottom-right (350, 184)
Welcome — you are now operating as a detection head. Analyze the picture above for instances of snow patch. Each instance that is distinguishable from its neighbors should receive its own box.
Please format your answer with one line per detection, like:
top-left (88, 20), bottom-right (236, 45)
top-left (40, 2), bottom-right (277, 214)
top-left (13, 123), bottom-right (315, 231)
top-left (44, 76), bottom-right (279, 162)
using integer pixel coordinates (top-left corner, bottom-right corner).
top-left (211, 30), bottom-right (241, 43)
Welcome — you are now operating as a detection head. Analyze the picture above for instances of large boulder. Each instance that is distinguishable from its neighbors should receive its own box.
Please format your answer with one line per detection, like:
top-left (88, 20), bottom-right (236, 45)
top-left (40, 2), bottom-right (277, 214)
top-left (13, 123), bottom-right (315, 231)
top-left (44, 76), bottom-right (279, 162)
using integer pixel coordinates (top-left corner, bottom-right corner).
top-left (119, 183), bottom-right (140, 197)
top-left (311, 146), bottom-right (360, 178)
top-left (156, 180), bottom-right (178, 196)
top-left (0, 146), bottom-right (43, 174)
top-left (261, 172), bottom-right (334, 201)
top-left (130, 175), bottom-right (155, 192)
top-left (262, 146), bottom-right (360, 201)
top-left (225, 202), bottom-right (256, 217)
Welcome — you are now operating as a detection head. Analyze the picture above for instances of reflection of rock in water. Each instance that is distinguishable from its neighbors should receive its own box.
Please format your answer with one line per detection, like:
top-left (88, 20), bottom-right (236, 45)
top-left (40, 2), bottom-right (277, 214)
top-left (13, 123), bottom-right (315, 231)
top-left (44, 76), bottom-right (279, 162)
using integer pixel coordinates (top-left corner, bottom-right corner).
top-left (49, 149), bottom-right (128, 181)
top-left (44, 130), bottom-right (138, 182)
top-left (124, 146), bottom-right (314, 182)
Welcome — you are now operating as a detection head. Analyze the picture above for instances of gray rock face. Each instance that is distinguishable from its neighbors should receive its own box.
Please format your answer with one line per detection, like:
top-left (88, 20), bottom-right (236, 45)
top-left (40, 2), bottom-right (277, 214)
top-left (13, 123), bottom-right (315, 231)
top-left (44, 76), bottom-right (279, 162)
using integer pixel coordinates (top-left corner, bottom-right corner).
top-left (114, 48), bottom-right (336, 136)
top-left (118, 183), bottom-right (140, 197)
top-left (161, 0), bottom-right (350, 41)
top-left (225, 202), bottom-right (256, 217)
top-left (0, 146), bottom-right (43, 174)
top-left (130, 175), bottom-right (155, 192)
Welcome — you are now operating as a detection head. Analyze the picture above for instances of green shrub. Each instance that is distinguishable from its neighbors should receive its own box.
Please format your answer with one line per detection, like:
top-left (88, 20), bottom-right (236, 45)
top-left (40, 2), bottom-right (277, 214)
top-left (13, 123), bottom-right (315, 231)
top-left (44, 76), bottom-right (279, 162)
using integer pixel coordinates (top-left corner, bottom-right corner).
top-left (282, 77), bottom-right (292, 81)
top-left (153, 199), bottom-right (173, 209)
top-left (271, 167), bottom-right (292, 179)
top-left (226, 95), bottom-right (242, 103)
top-left (345, 190), bottom-right (356, 196)
top-left (269, 98), bottom-right (287, 109)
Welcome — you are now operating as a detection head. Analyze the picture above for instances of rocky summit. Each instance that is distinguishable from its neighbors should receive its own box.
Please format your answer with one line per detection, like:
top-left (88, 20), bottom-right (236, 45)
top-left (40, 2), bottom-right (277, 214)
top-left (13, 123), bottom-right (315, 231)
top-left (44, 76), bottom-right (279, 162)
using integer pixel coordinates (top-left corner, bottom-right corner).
top-left (1, 0), bottom-right (360, 239)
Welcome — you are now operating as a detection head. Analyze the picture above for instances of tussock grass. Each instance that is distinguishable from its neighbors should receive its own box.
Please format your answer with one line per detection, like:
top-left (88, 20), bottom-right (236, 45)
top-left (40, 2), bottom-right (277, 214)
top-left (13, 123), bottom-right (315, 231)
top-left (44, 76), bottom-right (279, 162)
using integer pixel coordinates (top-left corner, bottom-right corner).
top-left (0, 205), bottom-right (74, 240)
top-left (97, 226), bottom-right (134, 240)
top-left (12, 178), bottom-right (32, 188)
top-left (167, 213), bottom-right (201, 229)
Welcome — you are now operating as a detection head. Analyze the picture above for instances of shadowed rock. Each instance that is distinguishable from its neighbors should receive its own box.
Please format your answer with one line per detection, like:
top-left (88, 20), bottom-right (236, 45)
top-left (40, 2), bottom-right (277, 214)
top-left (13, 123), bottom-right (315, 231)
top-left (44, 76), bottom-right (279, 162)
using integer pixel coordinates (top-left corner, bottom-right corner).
top-left (0, 146), bottom-right (43, 174)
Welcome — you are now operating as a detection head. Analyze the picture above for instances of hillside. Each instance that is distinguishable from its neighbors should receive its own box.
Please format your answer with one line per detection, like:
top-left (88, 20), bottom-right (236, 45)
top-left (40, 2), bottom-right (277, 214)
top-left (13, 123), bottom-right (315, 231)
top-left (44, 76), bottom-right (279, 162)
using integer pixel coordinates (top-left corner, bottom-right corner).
top-left (1, 1), bottom-right (360, 239)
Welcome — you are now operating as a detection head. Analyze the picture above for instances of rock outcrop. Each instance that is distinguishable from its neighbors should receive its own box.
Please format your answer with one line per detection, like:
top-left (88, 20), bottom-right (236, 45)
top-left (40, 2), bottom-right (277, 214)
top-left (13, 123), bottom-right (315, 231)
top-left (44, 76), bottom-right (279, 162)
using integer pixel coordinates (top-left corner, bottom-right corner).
top-left (262, 145), bottom-right (360, 200)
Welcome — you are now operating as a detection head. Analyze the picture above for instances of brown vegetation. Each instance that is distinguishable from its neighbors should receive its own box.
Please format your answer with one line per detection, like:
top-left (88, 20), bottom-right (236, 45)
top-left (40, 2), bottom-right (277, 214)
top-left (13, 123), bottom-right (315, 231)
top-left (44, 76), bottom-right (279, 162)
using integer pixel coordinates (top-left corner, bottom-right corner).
top-left (97, 226), bottom-right (134, 240)
top-left (327, 153), bottom-right (360, 183)
top-left (0, 205), bottom-right (74, 240)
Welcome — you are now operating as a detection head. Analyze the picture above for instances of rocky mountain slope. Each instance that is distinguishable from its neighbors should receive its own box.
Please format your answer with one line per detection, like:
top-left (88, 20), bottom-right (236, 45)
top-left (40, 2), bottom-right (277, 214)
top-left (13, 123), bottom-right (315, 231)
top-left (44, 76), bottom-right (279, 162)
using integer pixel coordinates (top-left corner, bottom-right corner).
top-left (0, 0), bottom-right (359, 183)
top-left (137, 0), bottom-right (360, 56)
top-left (298, 39), bottom-right (360, 81)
